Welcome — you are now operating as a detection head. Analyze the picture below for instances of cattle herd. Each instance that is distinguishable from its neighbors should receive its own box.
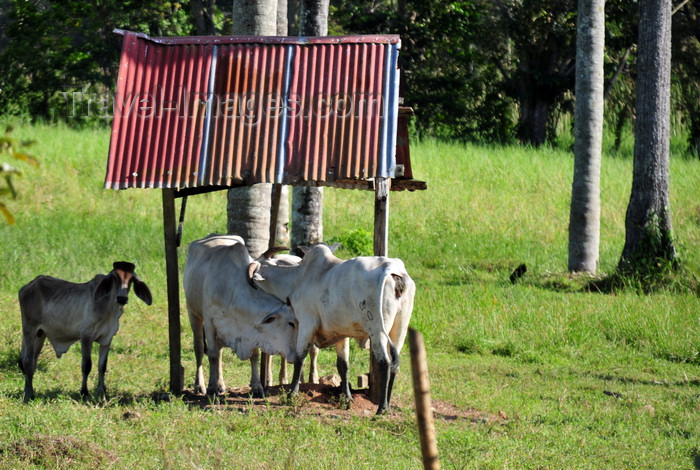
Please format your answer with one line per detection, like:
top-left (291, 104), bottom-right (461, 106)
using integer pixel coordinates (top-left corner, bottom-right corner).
top-left (18, 234), bottom-right (415, 415)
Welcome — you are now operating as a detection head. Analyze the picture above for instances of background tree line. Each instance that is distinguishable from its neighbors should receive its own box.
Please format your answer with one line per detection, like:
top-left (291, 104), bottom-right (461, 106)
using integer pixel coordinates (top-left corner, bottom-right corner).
top-left (1, 0), bottom-right (698, 155)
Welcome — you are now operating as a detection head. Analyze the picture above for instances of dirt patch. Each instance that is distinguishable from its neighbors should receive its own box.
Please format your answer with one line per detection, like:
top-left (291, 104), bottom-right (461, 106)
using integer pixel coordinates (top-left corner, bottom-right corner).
top-left (180, 383), bottom-right (504, 424)
top-left (181, 383), bottom-right (380, 418)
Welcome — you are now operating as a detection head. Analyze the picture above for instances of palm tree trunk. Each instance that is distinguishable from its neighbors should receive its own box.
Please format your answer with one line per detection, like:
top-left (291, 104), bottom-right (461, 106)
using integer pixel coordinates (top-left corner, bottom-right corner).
top-left (568, 0), bottom-right (605, 274)
top-left (619, 0), bottom-right (676, 270)
top-left (227, 0), bottom-right (284, 259)
top-left (291, 0), bottom-right (329, 251)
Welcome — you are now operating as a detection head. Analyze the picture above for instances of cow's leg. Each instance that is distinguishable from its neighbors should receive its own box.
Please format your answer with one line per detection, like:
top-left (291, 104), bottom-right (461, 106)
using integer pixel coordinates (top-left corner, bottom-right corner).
top-left (308, 345), bottom-right (320, 384)
top-left (21, 332), bottom-right (44, 401)
top-left (278, 355), bottom-right (288, 385)
top-left (249, 349), bottom-right (265, 398)
top-left (95, 343), bottom-right (110, 398)
top-left (370, 334), bottom-right (392, 415)
top-left (263, 352), bottom-right (273, 388)
top-left (189, 313), bottom-right (206, 395)
top-left (335, 339), bottom-right (352, 401)
top-left (386, 316), bottom-right (407, 407)
top-left (206, 344), bottom-right (225, 396)
top-left (203, 321), bottom-right (225, 396)
top-left (288, 325), bottom-right (315, 397)
top-left (80, 337), bottom-right (93, 397)
top-left (288, 355), bottom-right (306, 397)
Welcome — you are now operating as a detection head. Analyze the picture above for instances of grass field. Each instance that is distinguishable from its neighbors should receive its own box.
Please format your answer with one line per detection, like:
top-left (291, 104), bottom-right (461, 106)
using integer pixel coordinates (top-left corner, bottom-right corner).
top-left (0, 122), bottom-right (699, 469)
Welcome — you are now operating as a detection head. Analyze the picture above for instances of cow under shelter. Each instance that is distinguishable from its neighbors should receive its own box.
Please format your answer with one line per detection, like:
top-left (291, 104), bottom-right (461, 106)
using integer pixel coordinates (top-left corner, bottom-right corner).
top-left (104, 29), bottom-right (426, 400)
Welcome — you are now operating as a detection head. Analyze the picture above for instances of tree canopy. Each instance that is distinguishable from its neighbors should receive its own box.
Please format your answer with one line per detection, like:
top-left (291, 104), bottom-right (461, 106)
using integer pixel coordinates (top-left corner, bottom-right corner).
top-left (0, 0), bottom-right (698, 152)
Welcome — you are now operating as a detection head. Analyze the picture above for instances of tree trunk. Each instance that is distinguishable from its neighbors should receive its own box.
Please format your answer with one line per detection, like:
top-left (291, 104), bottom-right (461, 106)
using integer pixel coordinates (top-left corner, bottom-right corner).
top-left (232, 0), bottom-right (278, 35)
top-left (227, 0), bottom-right (283, 258)
top-left (291, 0), bottom-right (329, 251)
top-left (516, 95), bottom-right (552, 146)
top-left (277, 0), bottom-right (288, 35)
top-left (291, 186), bottom-right (323, 250)
top-left (619, 0), bottom-right (676, 271)
top-left (299, 0), bottom-right (328, 36)
top-left (191, 0), bottom-right (216, 35)
top-left (568, 0), bottom-right (605, 274)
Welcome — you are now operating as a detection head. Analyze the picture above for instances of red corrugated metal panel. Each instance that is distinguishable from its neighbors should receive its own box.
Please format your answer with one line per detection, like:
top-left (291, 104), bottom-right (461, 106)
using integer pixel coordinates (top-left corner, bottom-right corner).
top-left (104, 30), bottom-right (401, 190)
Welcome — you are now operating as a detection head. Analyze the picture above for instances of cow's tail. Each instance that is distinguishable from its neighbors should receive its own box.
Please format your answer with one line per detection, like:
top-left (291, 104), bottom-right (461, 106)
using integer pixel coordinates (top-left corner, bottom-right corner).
top-left (389, 341), bottom-right (400, 374)
top-left (378, 267), bottom-right (403, 372)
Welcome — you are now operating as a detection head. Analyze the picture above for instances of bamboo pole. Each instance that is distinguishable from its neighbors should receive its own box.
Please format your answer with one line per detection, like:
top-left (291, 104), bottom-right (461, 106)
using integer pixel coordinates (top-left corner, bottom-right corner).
top-left (409, 327), bottom-right (440, 470)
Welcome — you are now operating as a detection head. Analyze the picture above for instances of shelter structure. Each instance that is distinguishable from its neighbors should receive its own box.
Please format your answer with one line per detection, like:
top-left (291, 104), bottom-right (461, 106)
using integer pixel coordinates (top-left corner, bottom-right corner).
top-left (105, 30), bottom-right (426, 397)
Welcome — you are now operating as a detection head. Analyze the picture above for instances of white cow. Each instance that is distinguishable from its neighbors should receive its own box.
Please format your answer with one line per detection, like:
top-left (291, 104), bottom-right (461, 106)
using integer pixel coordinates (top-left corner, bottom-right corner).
top-left (19, 262), bottom-right (152, 401)
top-left (248, 244), bottom-right (415, 414)
top-left (184, 234), bottom-right (299, 398)
top-left (258, 247), bottom-right (341, 387)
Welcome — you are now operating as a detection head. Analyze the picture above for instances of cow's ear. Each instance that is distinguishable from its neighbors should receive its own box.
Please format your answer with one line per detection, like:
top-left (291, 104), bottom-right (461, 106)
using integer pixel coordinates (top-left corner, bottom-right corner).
top-left (133, 275), bottom-right (153, 305)
top-left (94, 275), bottom-right (115, 303)
top-left (260, 313), bottom-right (279, 325)
top-left (247, 262), bottom-right (263, 288)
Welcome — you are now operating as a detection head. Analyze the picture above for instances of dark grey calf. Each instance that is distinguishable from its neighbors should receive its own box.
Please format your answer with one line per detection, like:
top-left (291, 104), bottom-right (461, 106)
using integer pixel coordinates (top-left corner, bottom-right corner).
top-left (19, 262), bottom-right (152, 401)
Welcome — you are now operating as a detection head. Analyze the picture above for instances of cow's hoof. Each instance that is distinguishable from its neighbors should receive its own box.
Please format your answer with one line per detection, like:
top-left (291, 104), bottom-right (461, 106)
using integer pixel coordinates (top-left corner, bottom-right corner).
top-left (375, 405), bottom-right (390, 416)
top-left (206, 388), bottom-right (222, 397)
top-left (250, 387), bottom-right (265, 399)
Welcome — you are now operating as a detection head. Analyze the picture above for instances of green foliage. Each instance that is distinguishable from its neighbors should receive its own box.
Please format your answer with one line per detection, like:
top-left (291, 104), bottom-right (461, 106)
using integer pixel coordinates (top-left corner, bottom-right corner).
top-left (672, 1), bottom-right (700, 157)
top-left (327, 228), bottom-right (373, 256)
top-left (1, 0), bottom-right (699, 148)
top-left (0, 125), bottom-right (39, 224)
top-left (0, 0), bottom-right (194, 121)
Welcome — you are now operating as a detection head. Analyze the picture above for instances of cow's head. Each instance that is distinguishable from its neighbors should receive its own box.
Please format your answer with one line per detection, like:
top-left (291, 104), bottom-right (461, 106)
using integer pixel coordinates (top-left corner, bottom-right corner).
top-left (94, 261), bottom-right (153, 306)
top-left (257, 301), bottom-right (299, 364)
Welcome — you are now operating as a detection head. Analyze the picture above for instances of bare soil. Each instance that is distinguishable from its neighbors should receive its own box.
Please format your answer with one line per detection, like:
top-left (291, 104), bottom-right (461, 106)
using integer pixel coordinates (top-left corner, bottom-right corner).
top-left (180, 383), bottom-right (502, 424)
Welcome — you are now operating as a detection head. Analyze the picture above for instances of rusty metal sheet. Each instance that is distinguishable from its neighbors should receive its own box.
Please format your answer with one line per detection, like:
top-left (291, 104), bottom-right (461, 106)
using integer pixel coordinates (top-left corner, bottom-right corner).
top-left (104, 30), bottom-right (401, 190)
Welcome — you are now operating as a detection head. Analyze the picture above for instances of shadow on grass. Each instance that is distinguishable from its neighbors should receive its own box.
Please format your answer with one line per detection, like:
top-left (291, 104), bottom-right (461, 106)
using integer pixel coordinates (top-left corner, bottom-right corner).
top-left (591, 372), bottom-right (700, 388)
top-left (0, 350), bottom-right (22, 372)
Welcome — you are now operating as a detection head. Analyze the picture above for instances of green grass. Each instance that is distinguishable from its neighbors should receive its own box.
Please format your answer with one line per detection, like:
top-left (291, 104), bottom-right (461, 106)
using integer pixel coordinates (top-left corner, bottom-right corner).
top-left (1, 122), bottom-right (699, 469)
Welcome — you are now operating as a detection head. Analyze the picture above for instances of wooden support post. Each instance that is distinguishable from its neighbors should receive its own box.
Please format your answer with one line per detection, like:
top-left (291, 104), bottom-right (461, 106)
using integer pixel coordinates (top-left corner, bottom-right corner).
top-left (373, 177), bottom-right (390, 257)
top-left (409, 328), bottom-right (440, 470)
top-left (162, 189), bottom-right (183, 395)
top-left (261, 183), bottom-right (284, 388)
top-left (370, 177), bottom-right (390, 404)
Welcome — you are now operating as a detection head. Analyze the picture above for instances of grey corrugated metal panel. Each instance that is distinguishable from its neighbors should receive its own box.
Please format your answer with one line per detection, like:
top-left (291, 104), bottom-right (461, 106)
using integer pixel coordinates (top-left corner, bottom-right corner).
top-left (105, 30), bottom-right (401, 190)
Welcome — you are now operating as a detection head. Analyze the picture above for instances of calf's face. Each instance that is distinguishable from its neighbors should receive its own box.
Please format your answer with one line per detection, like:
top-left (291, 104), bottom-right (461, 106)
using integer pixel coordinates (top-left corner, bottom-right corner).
top-left (94, 262), bottom-right (153, 306)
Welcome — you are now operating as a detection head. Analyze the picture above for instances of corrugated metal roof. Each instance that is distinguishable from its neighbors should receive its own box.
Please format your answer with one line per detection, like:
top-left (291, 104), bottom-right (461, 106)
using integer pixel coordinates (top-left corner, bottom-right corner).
top-left (104, 30), bottom-right (402, 190)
